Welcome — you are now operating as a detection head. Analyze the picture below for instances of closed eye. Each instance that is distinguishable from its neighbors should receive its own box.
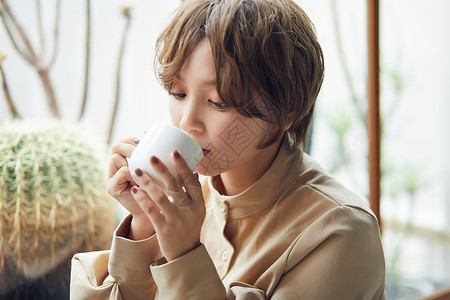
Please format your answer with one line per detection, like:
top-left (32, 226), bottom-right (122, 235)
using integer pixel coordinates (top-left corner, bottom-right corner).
top-left (208, 99), bottom-right (229, 109)
top-left (168, 92), bottom-right (186, 100)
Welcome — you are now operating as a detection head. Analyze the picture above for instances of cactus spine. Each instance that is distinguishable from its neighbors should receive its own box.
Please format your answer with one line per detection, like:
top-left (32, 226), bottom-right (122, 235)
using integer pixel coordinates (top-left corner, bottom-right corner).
top-left (0, 121), bottom-right (117, 283)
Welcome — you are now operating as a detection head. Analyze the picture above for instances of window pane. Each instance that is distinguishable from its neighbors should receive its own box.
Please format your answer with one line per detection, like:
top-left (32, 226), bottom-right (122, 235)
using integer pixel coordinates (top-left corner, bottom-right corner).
top-left (303, 0), bottom-right (450, 298)
top-left (380, 0), bottom-right (450, 297)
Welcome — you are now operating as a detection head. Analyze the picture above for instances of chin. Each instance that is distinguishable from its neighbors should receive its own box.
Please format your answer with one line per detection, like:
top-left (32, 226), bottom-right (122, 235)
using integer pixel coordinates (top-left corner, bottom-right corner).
top-left (194, 163), bottom-right (227, 177)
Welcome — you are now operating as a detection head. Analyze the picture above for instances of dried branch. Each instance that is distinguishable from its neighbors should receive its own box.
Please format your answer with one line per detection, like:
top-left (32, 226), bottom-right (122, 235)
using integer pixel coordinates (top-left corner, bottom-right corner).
top-left (37, 67), bottom-right (60, 118)
top-left (78, 0), bottom-right (91, 121)
top-left (0, 1), bottom-right (38, 65)
top-left (36, 0), bottom-right (46, 60)
top-left (107, 7), bottom-right (132, 144)
top-left (0, 0), bottom-right (60, 118)
top-left (0, 5), bottom-right (34, 64)
top-left (48, 0), bottom-right (61, 68)
top-left (0, 53), bottom-right (20, 119)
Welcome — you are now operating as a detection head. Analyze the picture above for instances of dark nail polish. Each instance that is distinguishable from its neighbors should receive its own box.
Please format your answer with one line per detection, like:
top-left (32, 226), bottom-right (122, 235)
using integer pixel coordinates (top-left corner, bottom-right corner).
top-left (151, 156), bottom-right (159, 164)
top-left (173, 150), bottom-right (180, 159)
top-left (133, 138), bottom-right (140, 145)
top-left (131, 186), bottom-right (138, 194)
top-left (135, 168), bottom-right (143, 177)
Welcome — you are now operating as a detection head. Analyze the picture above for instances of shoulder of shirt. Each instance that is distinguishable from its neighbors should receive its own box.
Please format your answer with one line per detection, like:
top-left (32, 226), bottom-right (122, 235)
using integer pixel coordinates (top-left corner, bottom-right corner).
top-left (285, 155), bottom-right (383, 261)
top-left (293, 153), bottom-right (378, 223)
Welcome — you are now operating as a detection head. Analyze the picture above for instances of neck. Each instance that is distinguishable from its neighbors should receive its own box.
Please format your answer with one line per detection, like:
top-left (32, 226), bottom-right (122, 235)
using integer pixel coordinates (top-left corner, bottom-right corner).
top-left (217, 138), bottom-right (283, 196)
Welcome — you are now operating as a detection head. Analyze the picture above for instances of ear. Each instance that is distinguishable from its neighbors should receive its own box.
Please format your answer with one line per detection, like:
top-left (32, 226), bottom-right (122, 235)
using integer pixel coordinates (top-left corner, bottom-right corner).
top-left (283, 111), bottom-right (296, 132)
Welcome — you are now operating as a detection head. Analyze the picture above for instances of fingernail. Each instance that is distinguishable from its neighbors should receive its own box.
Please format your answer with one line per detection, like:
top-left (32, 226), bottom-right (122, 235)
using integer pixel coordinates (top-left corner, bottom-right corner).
top-left (133, 138), bottom-right (140, 145)
top-left (135, 168), bottom-right (143, 177)
top-left (173, 150), bottom-right (180, 159)
top-left (131, 186), bottom-right (138, 194)
top-left (151, 156), bottom-right (159, 164)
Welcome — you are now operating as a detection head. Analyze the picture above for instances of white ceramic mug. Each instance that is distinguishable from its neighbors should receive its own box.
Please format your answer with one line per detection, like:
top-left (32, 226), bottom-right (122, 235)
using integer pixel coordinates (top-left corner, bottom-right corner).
top-left (128, 122), bottom-right (204, 185)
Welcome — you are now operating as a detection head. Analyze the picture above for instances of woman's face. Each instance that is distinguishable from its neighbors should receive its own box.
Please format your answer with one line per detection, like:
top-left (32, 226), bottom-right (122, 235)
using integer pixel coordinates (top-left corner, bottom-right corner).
top-left (168, 39), bottom-right (277, 177)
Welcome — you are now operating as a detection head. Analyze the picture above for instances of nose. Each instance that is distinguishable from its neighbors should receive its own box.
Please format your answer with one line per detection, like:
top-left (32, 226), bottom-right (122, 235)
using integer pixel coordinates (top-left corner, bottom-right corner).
top-left (179, 97), bottom-right (204, 135)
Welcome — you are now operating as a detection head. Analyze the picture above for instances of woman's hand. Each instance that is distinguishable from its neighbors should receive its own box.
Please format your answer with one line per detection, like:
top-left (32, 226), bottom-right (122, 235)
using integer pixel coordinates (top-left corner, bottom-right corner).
top-left (130, 151), bottom-right (206, 262)
top-left (107, 137), bottom-right (155, 240)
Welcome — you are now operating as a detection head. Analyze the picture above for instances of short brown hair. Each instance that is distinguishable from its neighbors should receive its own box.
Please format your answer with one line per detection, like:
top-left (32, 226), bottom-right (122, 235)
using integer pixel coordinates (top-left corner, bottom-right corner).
top-left (155, 0), bottom-right (324, 148)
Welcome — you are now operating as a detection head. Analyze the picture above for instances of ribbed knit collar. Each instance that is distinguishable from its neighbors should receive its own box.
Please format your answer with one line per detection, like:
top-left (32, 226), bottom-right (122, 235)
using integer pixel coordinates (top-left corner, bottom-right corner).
top-left (205, 135), bottom-right (303, 219)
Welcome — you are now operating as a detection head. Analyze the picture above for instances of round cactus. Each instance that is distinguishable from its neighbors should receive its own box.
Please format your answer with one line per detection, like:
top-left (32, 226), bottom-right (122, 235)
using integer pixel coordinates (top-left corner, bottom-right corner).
top-left (0, 120), bottom-right (117, 293)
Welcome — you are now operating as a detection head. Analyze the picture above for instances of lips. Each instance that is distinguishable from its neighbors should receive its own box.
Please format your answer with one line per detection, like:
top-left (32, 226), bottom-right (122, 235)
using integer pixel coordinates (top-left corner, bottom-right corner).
top-left (202, 149), bottom-right (210, 156)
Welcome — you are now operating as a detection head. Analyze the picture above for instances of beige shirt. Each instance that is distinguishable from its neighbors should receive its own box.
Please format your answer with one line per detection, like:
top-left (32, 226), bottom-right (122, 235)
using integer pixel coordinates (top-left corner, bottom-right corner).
top-left (71, 137), bottom-right (386, 299)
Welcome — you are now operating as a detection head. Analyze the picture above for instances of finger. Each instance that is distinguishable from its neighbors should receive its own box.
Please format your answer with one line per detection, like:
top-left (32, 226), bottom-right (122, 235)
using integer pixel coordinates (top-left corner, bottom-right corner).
top-left (115, 136), bottom-right (140, 145)
top-left (108, 153), bottom-right (128, 178)
top-left (172, 151), bottom-right (203, 203)
top-left (148, 156), bottom-right (183, 191)
top-left (149, 155), bottom-right (192, 206)
top-left (110, 137), bottom-right (139, 158)
top-left (147, 151), bottom-right (193, 191)
top-left (134, 166), bottom-right (175, 213)
top-left (181, 173), bottom-right (203, 205)
top-left (107, 165), bottom-right (136, 197)
top-left (149, 156), bottom-right (172, 184)
top-left (131, 186), bottom-right (165, 225)
top-left (108, 138), bottom-right (139, 177)
top-left (171, 150), bottom-right (195, 186)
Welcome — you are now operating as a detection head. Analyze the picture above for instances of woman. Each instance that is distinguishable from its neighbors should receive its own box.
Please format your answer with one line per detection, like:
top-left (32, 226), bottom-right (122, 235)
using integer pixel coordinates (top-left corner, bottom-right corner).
top-left (71, 0), bottom-right (386, 299)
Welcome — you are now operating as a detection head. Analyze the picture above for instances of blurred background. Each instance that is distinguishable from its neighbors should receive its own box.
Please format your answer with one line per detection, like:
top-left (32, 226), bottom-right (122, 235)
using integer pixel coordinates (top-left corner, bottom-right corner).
top-left (1, 0), bottom-right (449, 299)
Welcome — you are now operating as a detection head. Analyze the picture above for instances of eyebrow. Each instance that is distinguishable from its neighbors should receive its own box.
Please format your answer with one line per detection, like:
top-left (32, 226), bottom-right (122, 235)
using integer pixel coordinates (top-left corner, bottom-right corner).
top-left (176, 75), bottom-right (216, 86)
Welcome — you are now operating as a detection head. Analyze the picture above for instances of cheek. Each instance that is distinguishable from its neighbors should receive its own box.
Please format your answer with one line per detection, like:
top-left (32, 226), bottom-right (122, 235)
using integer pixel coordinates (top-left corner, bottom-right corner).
top-left (196, 117), bottom-right (271, 176)
top-left (168, 102), bottom-right (181, 126)
top-left (213, 118), bottom-right (266, 157)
